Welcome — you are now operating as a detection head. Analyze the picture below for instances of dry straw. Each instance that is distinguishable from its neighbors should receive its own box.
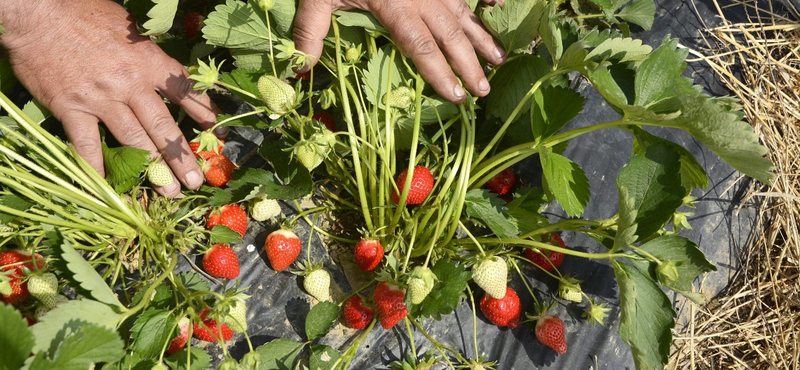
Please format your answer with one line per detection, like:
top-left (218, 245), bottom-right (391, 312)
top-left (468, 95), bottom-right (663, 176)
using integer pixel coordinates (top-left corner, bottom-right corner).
top-left (669, 0), bottom-right (800, 369)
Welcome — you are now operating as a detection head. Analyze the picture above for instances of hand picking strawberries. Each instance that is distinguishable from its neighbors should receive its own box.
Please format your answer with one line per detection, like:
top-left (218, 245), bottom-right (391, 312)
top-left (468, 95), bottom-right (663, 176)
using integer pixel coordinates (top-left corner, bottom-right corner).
top-left (0, 0), bottom-right (776, 369)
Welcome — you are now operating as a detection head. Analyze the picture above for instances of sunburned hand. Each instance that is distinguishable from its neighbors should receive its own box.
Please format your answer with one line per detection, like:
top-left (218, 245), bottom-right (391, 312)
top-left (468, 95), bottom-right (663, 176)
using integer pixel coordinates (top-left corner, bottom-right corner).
top-left (294, 0), bottom-right (507, 104)
top-left (0, 0), bottom-right (224, 198)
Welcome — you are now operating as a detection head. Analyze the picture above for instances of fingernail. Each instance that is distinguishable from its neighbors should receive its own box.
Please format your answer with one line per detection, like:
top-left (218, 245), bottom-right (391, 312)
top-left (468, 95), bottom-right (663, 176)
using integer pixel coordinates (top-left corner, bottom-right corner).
top-left (478, 78), bottom-right (490, 93)
top-left (495, 47), bottom-right (506, 62)
top-left (454, 85), bottom-right (466, 100)
top-left (185, 170), bottom-right (204, 189)
top-left (214, 126), bottom-right (229, 137)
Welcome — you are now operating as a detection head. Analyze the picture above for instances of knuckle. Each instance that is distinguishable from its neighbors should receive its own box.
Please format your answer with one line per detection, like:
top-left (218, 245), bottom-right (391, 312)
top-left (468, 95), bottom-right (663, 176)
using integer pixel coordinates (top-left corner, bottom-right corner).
top-left (406, 33), bottom-right (438, 57)
top-left (442, 22), bottom-right (465, 43)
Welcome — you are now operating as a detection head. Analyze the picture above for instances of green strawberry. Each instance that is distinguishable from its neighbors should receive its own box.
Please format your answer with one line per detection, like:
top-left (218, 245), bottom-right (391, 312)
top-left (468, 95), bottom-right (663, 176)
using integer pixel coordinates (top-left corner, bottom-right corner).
top-left (385, 86), bottom-right (413, 109)
top-left (250, 197), bottom-right (281, 222)
top-left (407, 266), bottom-right (436, 305)
top-left (293, 141), bottom-right (325, 171)
top-left (34, 294), bottom-right (68, 320)
top-left (472, 256), bottom-right (507, 299)
top-left (225, 299), bottom-right (248, 333)
top-left (146, 161), bottom-right (173, 187)
top-left (257, 0), bottom-right (274, 12)
top-left (295, 261), bottom-right (330, 302)
top-left (0, 276), bottom-right (11, 296)
top-left (344, 44), bottom-right (362, 64)
top-left (151, 363), bottom-right (169, 370)
top-left (240, 351), bottom-right (260, 370)
top-left (557, 277), bottom-right (583, 303)
top-left (28, 272), bottom-right (58, 308)
top-left (257, 75), bottom-right (296, 115)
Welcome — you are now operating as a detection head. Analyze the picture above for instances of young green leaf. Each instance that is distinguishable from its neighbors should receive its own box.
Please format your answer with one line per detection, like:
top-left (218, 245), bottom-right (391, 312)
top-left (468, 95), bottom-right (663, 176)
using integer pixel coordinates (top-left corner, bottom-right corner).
top-left (131, 310), bottom-right (177, 359)
top-left (486, 55), bottom-right (550, 121)
top-left (165, 347), bottom-right (212, 370)
top-left (0, 193), bottom-right (34, 225)
top-left (628, 235), bottom-right (717, 304)
top-left (30, 300), bottom-right (121, 353)
top-left (614, 261), bottom-right (675, 370)
top-left (309, 344), bottom-right (341, 370)
top-left (141, 0), bottom-right (178, 36)
top-left (101, 143), bottom-right (150, 194)
top-left (617, 0), bottom-right (656, 30)
top-left (254, 338), bottom-right (305, 369)
top-left (479, 0), bottom-right (546, 54)
top-left (616, 142), bottom-right (684, 241)
top-left (203, 0), bottom-right (274, 50)
top-left (47, 231), bottom-right (123, 309)
top-left (413, 259), bottom-right (472, 320)
top-left (464, 189), bottom-right (519, 239)
top-left (0, 303), bottom-right (34, 370)
top-left (530, 86), bottom-right (585, 140)
top-left (305, 301), bottom-right (340, 341)
top-left (539, 147), bottom-right (590, 217)
top-left (28, 323), bottom-right (125, 370)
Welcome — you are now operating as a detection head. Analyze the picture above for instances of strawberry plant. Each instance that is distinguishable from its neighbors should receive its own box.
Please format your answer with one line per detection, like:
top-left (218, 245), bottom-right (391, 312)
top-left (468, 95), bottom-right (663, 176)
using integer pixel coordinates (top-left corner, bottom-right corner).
top-left (0, 0), bottom-right (777, 369)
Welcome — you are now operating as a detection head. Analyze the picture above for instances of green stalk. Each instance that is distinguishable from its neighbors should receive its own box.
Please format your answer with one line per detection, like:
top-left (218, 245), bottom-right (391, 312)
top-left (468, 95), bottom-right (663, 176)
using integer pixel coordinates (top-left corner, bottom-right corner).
top-left (471, 237), bottom-right (626, 260)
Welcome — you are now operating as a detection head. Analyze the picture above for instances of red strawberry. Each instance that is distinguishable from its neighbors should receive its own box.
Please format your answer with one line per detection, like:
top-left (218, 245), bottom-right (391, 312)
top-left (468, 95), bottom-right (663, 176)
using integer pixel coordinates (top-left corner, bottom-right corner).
top-left (0, 250), bottom-right (47, 272)
top-left (373, 281), bottom-right (408, 329)
top-left (184, 12), bottom-right (205, 39)
top-left (535, 315), bottom-right (567, 354)
top-left (354, 238), bottom-right (384, 272)
top-left (295, 71), bottom-right (311, 81)
top-left (479, 287), bottom-right (520, 329)
top-left (206, 204), bottom-right (248, 237)
top-left (264, 229), bottom-right (302, 271)
top-left (0, 250), bottom-right (45, 305)
top-left (312, 111), bottom-right (335, 131)
top-left (486, 168), bottom-right (516, 195)
top-left (391, 166), bottom-right (434, 205)
top-left (193, 308), bottom-right (234, 342)
top-left (201, 154), bottom-right (236, 187)
top-left (524, 233), bottom-right (566, 271)
top-left (342, 295), bottom-right (374, 329)
top-left (189, 140), bottom-right (224, 161)
top-left (166, 317), bottom-right (191, 355)
top-left (0, 270), bottom-right (28, 305)
top-left (202, 244), bottom-right (240, 279)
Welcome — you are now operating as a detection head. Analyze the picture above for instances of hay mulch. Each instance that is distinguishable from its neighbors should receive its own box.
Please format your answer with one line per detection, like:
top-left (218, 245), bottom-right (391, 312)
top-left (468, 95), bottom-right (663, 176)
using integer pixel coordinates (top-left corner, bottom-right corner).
top-left (668, 0), bottom-right (800, 369)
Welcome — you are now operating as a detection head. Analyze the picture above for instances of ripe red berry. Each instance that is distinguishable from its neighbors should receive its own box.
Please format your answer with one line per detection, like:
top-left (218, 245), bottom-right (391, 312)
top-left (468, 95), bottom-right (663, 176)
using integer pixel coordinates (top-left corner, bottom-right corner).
top-left (0, 250), bottom-right (46, 305)
top-left (264, 229), bottom-right (302, 271)
top-left (202, 244), bottom-right (240, 279)
top-left (391, 166), bottom-right (434, 205)
top-left (535, 315), bottom-right (567, 354)
top-left (295, 71), bottom-right (311, 81)
top-left (479, 286), bottom-right (521, 329)
top-left (166, 317), bottom-right (191, 355)
top-left (184, 12), bottom-right (205, 39)
top-left (342, 295), bottom-right (374, 329)
top-left (486, 168), bottom-right (516, 195)
top-left (206, 204), bottom-right (248, 237)
top-left (312, 111), bottom-right (335, 131)
top-left (193, 308), bottom-right (234, 342)
top-left (201, 154), bottom-right (236, 187)
top-left (524, 233), bottom-right (566, 271)
top-left (373, 281), bottom-right (408, 329)
top-left (354, 238), bottom-right (384, 272)
top-left (189, 140), bottom-right (224, 161)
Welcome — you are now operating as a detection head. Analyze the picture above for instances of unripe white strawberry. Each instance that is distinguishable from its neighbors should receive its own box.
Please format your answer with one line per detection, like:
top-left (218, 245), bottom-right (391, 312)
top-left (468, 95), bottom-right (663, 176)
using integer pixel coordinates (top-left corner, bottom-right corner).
top-left (28, 272), bottom-right (59, 308)
top-left (293, 141), bottom-right (325, 171)
top-left (147, 162), bottom-right (174, 187)
top-left (385, 86), bottom-right (413, 109)
top-left (257, 75), bottom-right (296, 115)
top-left (557, 277), bottom-right (583, 303)
top-left (225, 299), bottom-right (248, 333)
top-left (407, 266), bottom-right (436, 305)
top-left (472, 257), bottom-right (507, 299)
top-left (250, 197), bottom-right (281, 221)
top-left (304, 269), bottom-right (330, 302)
top-left (34, 294), bottom-right (69, 320)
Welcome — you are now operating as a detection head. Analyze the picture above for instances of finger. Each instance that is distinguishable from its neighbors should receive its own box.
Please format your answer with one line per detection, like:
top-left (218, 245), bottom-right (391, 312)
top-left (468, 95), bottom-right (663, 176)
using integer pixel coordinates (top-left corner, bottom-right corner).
top-left (128, 91), bottom-right (205, 194)
top-left (481, 0), bottom-right (504, 5)
top-left (60, 112), bottom-right (106, 177)
top-left (98, 105), bottom-right (180, 197)
top-left (419, 0), bottom-right (490, 97)
top-left (372, 2), bottom-right (466, 103)
top-left (446, 0), bottom-right (506, 66)
top-left (293, 0), bottom-right (335, 72)
top-left (154, 58), bottom-right (227, 138)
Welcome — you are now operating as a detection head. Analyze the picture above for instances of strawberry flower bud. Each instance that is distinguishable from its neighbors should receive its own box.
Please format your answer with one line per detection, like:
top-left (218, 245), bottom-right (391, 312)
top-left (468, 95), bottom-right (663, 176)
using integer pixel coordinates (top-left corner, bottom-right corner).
top-left (583, 299), bottom-right (611, 326)
top-left (318, 87), bottom-right (336, 110)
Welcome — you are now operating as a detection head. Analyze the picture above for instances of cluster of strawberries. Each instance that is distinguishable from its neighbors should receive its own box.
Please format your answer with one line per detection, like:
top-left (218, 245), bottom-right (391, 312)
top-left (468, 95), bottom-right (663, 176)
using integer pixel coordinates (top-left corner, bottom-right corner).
top-left (0, 250), bottom-right (65, 324)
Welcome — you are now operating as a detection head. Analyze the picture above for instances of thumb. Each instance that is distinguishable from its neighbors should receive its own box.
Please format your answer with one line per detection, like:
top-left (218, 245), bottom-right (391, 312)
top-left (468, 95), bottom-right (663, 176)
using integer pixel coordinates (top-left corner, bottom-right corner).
top-left (293, 0), bottom-right (335, 72)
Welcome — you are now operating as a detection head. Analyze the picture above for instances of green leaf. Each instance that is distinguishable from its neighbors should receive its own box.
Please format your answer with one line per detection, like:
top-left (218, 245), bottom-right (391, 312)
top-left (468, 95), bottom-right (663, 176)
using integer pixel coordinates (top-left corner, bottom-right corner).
top-left (0, 194), bottom-right (34, 225)
top-left (102, 143), bottom-right (149, 194)
top-left (131, 310), bottom-right (176, 359)
top-left (47, 231), bottom-right (123, 308)
top-left (464, 189), bottom-right (519, 239)
top-left (254, 338), bottom-right (304, 369)
top-left (630, 127), bottom-right (709, 190)
top-left (393, 96), bottom-right (458, 150)
top-left (539, 148), bottom-right (590, 217)
top-left (269, 0), bottom-right (297, 37)
top-left (613, 185), bottom-right (639, 251)
top-left (0, 303), bottom-right (34, 370)
top-left (628, 235), bottom-right (717, 304)
top-left (505, 187), bottom-right (549, 235)
top-left (634, 37), bottom-right (688, 107)
top-left (207, 167), bottom-right (312, 206)
top-left (309, 344), bottom-right (341, 370)
top-left (30, 323), bottom-right (125, 370)
top-left (362, 46), bottom-right (406, 108)
top-left (22, 100), bottom-right (51, 125)
top-left (204, 0), bottom-right (274, 50)
top-left (616, 142), bottom-right (684, 241)
top-left (154, 33), bottom-right (192, 65)
top-left (614, 261), bottom-right (674, 370)
top-left (617, 0), bottom-right (655, 30)
top-left (141, 0), bottom-right (178, 36)
top-left (334, 10), bottom-right (387, 35)
top-left (210, 225), bottom-right (243, 244)
top-left (486, 55), bottom-right (550, 121)
top-left (305, 302), bottom-right (339, 341)
top-left (414, 259), bottom-right (471, 320)
top-left (130, 283), bottom-right (173, 309)
top-left (585, 64), bottom-right (633, 108)
top-left (176, 272), bottom-right (209, 294)
top-left (0, 56), bottom-right (18, 93)
top-left (586, 37), bottom-right (652, 64)
top-left (164, 347), bottom-right (211, 370)
top-left (230, 50), bottom-right (293, 77)
top-left (530, 86), bottom-right (584, 140)
top-left (219, 69), bottom-right (266, 107)
top-left (31, 300), bottom-right (121, 354)
top-left (479, 0), bottom-right (545, 54)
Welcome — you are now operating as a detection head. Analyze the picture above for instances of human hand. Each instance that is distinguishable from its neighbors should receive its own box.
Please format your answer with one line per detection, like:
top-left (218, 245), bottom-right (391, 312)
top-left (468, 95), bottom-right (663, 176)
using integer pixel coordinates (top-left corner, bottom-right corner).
top-left (0, 0), bottom-right (223, 198)
top-left (293, 0), bottom-right (507, 104)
